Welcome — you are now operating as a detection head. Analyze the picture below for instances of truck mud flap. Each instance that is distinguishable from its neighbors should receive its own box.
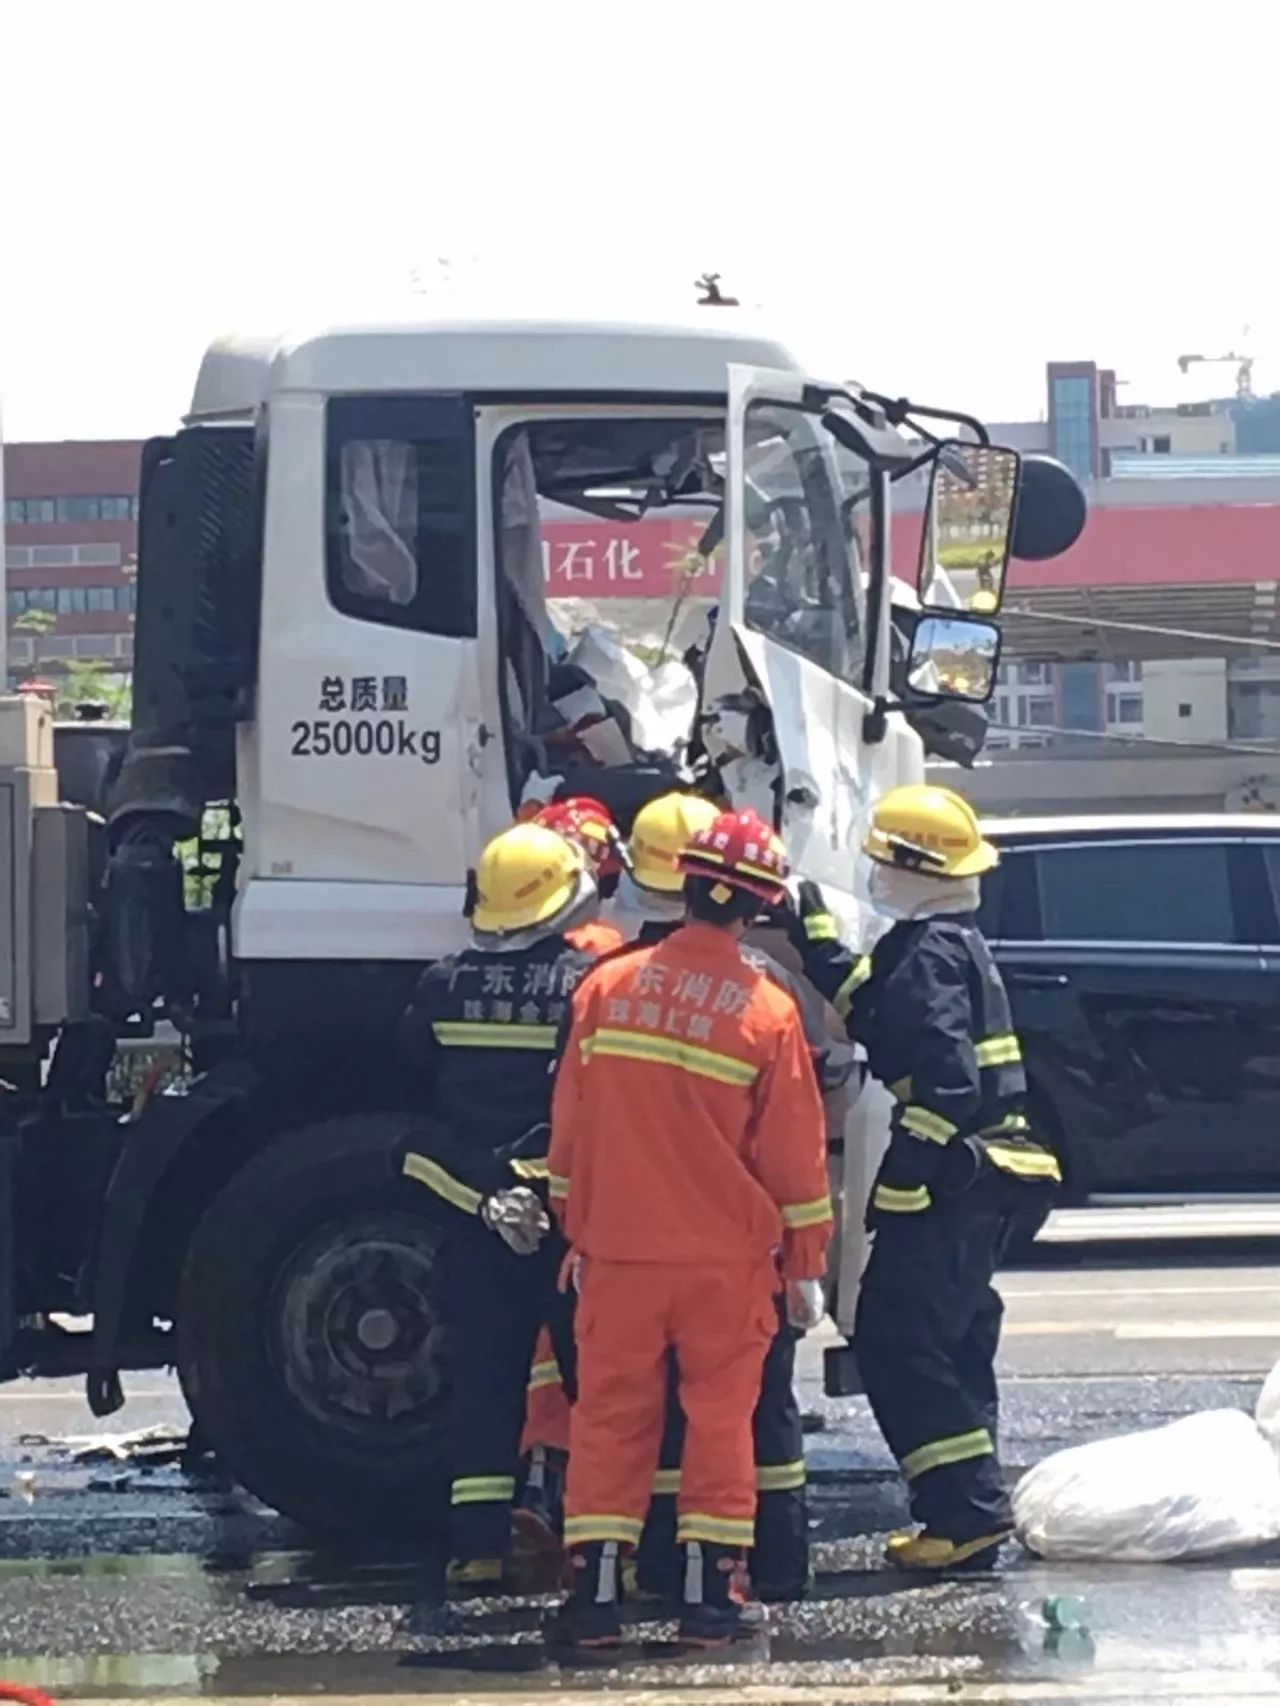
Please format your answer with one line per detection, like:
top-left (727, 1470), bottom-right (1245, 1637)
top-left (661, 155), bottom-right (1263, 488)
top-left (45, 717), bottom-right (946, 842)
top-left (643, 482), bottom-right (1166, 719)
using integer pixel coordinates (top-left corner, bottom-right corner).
top-left (86, 1058), bottom-right (255, 1416)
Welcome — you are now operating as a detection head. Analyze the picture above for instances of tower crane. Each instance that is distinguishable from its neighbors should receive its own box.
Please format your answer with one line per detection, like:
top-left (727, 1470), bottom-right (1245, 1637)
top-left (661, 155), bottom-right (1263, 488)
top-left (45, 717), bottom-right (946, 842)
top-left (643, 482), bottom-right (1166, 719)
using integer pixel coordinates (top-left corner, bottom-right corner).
top-left (1177, 348), bottom-right (1254, 399)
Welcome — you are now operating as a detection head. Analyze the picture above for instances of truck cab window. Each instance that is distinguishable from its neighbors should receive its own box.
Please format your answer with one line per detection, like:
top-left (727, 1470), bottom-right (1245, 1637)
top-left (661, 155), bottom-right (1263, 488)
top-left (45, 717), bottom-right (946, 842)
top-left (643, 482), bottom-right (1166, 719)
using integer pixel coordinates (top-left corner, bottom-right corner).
top-left (325, 395), bottom-right (476, 637)
top-left (742, 402), bottom-right (865, 682)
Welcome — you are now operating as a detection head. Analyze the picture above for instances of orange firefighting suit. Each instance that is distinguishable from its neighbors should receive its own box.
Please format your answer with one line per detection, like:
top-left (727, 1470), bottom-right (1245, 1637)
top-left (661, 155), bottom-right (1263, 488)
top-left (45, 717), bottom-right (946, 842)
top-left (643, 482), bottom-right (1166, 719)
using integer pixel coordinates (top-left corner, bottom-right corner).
top-left (548, 921), bottom-right (832, 1551)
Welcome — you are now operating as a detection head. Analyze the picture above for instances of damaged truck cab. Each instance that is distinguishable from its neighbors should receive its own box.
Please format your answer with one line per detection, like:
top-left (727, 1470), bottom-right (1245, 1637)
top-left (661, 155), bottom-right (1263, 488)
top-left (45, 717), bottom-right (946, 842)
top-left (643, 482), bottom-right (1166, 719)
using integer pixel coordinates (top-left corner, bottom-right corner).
top-left (0, 315), bottom-right (1083, 1534)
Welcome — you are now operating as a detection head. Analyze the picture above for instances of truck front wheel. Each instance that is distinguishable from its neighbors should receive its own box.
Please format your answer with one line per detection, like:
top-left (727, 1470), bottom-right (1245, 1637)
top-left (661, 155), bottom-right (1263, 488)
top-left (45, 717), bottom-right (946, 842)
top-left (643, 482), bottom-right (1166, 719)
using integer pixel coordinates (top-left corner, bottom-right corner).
top-left (176, 1115), bottom-right (449, 1537)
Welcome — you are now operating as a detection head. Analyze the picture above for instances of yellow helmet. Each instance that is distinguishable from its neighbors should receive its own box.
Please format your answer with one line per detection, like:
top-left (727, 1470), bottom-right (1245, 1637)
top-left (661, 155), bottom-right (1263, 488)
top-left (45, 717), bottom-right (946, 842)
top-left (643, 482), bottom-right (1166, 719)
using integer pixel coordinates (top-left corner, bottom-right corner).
top-left (863, 784), bottom-right (998, 879)
top-left (969, 588), bottom-right (999, 614)
top-left (628, 792), bottom-right (721, 892)
top-left (472, 823), bottom-right (586, 933)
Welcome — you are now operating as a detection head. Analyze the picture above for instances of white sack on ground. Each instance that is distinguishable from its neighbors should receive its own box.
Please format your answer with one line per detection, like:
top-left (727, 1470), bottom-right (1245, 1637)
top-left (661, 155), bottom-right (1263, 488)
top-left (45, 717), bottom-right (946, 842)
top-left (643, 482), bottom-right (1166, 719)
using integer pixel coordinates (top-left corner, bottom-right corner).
top-left (1013, 1408), bottom-right (1280, 1562)
top-left (1255, 1355), bottom-right (1280, 1452)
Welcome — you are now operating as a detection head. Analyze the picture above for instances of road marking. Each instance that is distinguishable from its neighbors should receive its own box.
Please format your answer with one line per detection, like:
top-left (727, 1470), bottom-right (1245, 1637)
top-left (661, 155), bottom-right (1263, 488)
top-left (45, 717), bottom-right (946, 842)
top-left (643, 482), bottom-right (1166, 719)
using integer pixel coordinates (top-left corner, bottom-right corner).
top-left (1004, 1284), bottom-right (1280, 1302)
top-left (1115, 1321), bottom-right (1280, 1341)
top-left (1002, 1319), bottom-right (1279, 1340)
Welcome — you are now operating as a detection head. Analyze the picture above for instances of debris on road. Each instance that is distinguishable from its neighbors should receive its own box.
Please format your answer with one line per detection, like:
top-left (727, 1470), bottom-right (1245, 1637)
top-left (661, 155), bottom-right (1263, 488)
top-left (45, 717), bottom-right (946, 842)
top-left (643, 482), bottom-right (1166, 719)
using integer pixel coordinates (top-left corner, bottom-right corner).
top-left (1015, 1358), bottom-right (1280, 1562)
top-left (53, 1425), bottom-right (188, 1466)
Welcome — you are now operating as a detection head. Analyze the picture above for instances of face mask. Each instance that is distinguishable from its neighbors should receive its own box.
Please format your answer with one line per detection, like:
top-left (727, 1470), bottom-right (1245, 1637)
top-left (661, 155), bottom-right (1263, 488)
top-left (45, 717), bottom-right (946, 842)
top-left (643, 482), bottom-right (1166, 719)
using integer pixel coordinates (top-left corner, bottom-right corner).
top-left (865, 860), bottom-right (980, 921)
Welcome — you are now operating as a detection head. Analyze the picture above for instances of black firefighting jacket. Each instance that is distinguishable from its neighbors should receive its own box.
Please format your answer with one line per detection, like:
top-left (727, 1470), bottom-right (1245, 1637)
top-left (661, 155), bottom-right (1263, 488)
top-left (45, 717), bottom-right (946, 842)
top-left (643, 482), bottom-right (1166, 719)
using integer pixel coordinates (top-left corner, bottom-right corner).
top-left (394, 934), bottom-right (594, 1215)
top-left (797, 908), bottom-right (1060, 1217)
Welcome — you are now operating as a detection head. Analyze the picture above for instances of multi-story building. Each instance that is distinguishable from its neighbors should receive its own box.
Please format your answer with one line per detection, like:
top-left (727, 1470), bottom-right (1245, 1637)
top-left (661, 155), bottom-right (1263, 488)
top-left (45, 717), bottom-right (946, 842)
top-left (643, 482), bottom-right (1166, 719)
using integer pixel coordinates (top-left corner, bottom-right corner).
top-left (3, 440), bottom-right (142, 689)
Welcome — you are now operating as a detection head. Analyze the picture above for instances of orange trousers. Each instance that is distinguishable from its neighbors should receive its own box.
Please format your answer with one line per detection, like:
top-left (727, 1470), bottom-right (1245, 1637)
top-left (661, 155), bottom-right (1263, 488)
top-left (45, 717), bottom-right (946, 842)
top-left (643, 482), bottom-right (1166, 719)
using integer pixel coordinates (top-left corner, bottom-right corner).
top-left (563, 1258), bottom-right (776, 1551)
top-left (520, 1326), bottom-right (571, 1456)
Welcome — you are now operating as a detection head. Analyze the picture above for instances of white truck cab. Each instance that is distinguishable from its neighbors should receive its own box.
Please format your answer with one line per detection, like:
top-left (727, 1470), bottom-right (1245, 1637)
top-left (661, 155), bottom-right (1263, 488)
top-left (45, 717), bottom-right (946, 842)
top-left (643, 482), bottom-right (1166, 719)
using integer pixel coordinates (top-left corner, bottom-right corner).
top-left (142, 315), bottom-right (964, 967)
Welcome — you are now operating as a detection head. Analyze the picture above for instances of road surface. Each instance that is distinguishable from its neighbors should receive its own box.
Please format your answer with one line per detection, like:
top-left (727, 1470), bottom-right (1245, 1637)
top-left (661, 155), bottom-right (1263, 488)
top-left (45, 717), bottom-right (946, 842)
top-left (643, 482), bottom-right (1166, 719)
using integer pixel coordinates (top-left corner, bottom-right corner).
top-left (0, 1209), bottom-right (1276, 1701)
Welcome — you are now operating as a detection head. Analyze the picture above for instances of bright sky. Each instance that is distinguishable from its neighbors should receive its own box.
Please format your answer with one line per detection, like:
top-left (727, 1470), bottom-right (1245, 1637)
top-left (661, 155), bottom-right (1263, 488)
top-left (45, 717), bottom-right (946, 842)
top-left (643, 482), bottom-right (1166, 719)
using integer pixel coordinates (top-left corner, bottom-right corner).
top-left (2, 0), bottom-right (1276, 443)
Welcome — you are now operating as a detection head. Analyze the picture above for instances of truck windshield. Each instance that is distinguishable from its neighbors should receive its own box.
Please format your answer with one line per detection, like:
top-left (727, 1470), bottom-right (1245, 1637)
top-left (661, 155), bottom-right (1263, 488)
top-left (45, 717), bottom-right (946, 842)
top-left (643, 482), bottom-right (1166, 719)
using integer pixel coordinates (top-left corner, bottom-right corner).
top-left (742, 402), bottom-right (867, 683)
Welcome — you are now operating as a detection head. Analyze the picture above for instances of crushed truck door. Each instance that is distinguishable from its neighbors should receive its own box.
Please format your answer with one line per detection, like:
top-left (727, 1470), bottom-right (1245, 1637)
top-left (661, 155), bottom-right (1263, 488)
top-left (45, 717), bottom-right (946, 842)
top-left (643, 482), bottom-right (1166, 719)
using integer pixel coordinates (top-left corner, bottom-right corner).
top-left (704, 365), bottom-right (921, 915)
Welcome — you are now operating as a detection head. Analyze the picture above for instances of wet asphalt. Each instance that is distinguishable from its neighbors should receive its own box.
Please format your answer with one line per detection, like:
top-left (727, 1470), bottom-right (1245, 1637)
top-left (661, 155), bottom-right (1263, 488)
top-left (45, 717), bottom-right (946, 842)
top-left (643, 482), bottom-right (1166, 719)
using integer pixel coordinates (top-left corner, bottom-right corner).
top-left (0, 1222), bottom-right (1278, 1701)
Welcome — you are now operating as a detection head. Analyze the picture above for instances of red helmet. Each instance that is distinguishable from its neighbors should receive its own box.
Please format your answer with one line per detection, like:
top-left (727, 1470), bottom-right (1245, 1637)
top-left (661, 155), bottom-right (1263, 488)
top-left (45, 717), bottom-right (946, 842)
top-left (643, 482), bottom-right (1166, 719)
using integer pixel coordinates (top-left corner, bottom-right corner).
top-left (534, 795), bottom-right (622, 877)
top-left (677, 807), bottom-right (790, 905)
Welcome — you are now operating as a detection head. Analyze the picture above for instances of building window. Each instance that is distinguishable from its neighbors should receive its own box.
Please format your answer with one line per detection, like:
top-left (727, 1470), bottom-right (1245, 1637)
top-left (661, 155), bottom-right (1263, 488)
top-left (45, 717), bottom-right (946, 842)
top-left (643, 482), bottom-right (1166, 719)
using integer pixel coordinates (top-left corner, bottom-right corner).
top-left (1051, 374), bottom-right (1096, 483)
top-left (1019, 661), bottom-right (1049, 686)
top-left (1178, 702), bottom-right (1192, 718)
top-left (1024, 697), bottom-right (1056, 727)
top-left (1153, 436), bottom-right (1172, 454)
top-left (6, 494), bottom-right (139, 526)
top-left (1106, 660), bottom-right (1142, 683)
top-left (7, 584), bottom-right (136, 617)
top-left (1106, 692), bottom-right (1143, 724)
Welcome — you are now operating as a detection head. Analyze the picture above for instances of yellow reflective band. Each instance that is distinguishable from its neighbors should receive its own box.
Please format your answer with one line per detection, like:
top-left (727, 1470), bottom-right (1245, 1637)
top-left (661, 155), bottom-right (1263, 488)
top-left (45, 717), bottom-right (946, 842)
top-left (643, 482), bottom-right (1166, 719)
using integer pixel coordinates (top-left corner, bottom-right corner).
top-left (582, 1027), bottom-right (759, 1088)
top-left (564, 1514), bottom-right (645, 1544)
top-left (527, 1361), bottom-right (562, 1392)
top-left (757, 1460), bottom-right (806, 1492)
top-left (402, 1152), bottom-right (483, 1215)
top-left (975, 1033), bottom-right (1022, 1068)
top-left (900, 1105), bottom-right (957, 1144)
top-left (985, 1143), bottom-right (1063, 1183)
top-left (451, 1474), bottom-right (517, 1505)
top-left (651, 1468), bottom-right (682, 1495)
top-left (804, 913), bottom-right (840, 943)
top-left (678, 1513), bottom-right (756, 1546)
top-left (548, 1173), bottom-right (570, 1200)
top-left (833, 956), bottom-right (873, 1019)
top-left (781, 1194), bottom-right (834, 1230)
top-left (432, 1021), bottom-right (557, 1050)
top-left (985, 1113), bottom-right (1030, 1136)
top-left (901, 1428), bottom-right (994, 1481)
top-left (509, 1156), bottom-right (549, 1180)
top-left (873, 1183), bottom-right (932, 1213)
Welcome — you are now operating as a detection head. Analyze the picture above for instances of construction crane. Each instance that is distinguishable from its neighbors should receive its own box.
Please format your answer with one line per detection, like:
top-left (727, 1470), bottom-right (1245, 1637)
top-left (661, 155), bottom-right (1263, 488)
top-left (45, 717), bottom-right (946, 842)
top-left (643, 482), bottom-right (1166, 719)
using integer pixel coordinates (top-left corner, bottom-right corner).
top-left (1177, 348), bottom-right (1254, 399)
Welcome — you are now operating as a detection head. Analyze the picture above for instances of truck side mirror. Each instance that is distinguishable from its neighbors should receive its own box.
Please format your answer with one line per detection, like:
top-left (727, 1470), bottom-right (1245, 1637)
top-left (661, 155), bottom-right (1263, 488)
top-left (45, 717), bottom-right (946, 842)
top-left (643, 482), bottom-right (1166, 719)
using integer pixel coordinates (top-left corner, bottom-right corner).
top-left (1011, 454), bottom-right (1088, 561)
top-left (905, 612), bottom-right (1001, 704)
top-left (917, 442), bottom-right (1020, 616)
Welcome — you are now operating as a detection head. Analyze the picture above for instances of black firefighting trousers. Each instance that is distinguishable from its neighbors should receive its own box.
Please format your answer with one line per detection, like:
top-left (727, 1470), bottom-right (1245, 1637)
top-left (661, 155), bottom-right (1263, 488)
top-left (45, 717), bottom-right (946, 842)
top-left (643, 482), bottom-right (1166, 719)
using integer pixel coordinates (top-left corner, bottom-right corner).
top-left (854, 1170), bottom-right (1051, 1543)
top-left (635, 1301), bottom-right (810, 1595)
top-left (438, 1219), bottom-right (574, 1562)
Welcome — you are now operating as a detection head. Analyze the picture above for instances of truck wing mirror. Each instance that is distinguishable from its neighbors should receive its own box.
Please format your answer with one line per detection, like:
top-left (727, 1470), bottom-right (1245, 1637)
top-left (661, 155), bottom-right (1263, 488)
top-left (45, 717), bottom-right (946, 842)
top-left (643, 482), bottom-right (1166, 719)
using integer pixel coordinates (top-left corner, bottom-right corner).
top-left (917, 441), bottom-right (1019, 616)
top-left (905, 612), bottom-right (1001, 704)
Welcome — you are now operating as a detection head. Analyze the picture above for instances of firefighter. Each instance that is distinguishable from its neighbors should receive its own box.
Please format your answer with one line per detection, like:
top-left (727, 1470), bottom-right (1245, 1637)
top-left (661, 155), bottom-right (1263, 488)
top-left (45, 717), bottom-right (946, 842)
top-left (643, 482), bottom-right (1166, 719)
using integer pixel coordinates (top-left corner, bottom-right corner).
top-left (395, 822), bottom-right (600, 1592)
top-left (791, 784), bottom-right (1061, 1572)
top-left (533, 796), bottom-right (627, 954)
top-left (603, 789), bottom-right (844, 1603)
top-left (547, 807), bottom-right (832, 1649)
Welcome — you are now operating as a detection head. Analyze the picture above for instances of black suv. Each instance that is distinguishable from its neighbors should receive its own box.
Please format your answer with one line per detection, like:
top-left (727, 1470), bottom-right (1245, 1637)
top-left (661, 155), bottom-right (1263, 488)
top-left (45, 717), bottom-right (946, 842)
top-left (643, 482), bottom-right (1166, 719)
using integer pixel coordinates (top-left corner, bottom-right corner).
top-left (979, 815), bottom-right (1280, 1198)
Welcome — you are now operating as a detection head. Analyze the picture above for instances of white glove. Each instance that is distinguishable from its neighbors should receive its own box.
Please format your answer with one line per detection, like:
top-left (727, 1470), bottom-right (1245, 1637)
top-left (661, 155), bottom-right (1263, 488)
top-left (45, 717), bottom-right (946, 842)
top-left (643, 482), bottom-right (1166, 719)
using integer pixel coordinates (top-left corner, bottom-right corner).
top-left (785, 1278), bottom-right (826, 1332)
top-left (480, 1187), bottom-right (550, 1256)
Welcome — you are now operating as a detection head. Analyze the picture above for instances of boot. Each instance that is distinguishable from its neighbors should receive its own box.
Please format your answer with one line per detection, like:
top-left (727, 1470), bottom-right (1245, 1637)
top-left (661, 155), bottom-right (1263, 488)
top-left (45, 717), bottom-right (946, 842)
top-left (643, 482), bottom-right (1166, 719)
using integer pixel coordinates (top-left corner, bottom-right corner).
top-left (677, 1541), bottom-right (767, 1647)
top-left (445, 1555), bottom-right (506, 1596)
top-left (510, 1447), bottom-right (566, 1592)
top-left (545, 1542), bottom-right (624, 1651)
top-left (886, 1527), bottom-right (1012, 1572)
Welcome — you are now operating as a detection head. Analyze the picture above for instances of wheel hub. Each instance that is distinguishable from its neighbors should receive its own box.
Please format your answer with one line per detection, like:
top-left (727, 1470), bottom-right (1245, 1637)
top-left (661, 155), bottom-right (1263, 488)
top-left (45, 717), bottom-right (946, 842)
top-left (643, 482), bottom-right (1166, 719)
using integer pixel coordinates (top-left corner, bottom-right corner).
top-left (269, 1212), bottom-right (447, 1438)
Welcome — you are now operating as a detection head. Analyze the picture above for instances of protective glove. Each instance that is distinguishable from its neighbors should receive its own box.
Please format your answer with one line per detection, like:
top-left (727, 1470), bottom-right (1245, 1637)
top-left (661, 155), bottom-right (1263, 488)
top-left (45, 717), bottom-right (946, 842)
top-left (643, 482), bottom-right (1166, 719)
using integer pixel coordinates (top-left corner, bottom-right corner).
top-left (787, 880), bottom-right (837, 952)
top-left (785, 1278), bottom-right (826, 1331)
top-left (934, 1136), bottom-right (984, 1198)
top-left (480, 1186), bottom-right (550, 1256)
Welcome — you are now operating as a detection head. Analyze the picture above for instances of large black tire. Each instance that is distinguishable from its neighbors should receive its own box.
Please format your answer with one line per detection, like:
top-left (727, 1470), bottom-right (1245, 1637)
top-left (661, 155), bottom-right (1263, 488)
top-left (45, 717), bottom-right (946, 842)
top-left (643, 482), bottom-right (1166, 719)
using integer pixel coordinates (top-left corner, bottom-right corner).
top-left (176, 1113), bottom-right (450, 1538)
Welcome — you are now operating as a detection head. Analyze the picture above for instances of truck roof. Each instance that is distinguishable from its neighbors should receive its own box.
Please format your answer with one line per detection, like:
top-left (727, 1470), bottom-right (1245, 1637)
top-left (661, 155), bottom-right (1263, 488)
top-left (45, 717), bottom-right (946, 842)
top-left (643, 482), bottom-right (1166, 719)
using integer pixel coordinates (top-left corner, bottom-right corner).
top-left (187, 314), bottom-right (804, 423)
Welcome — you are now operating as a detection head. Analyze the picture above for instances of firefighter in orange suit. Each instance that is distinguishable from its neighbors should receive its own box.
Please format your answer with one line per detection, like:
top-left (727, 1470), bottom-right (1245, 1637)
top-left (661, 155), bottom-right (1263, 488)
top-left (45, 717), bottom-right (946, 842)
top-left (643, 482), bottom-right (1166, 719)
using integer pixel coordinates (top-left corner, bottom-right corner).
top-left (546, 807), bottom-right (832, 1650)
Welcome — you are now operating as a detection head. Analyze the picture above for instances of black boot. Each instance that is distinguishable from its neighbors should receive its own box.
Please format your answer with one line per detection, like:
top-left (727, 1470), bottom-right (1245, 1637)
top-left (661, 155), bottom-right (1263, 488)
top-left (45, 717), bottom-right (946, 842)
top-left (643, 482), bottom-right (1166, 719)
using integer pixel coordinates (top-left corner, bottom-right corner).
top-left (545, 1542), bottom-right (624, 1652)
top-left (677, 1541), bottom-right (767, 1647)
